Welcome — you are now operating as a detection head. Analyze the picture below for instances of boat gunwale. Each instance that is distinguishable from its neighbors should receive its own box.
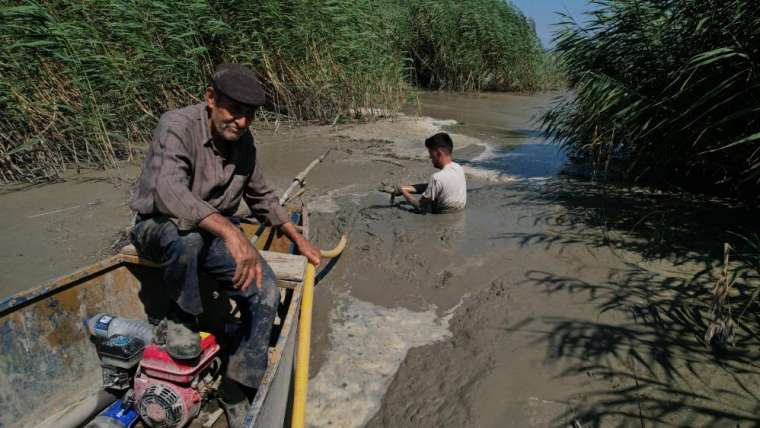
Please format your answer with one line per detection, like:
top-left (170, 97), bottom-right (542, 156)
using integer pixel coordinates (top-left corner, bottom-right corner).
top-left (0, 254), bottom-right (128, 317)
top-left (248, 205), bottom-right (308, 425)
top-left (0, 216), bottom-right (304, 316)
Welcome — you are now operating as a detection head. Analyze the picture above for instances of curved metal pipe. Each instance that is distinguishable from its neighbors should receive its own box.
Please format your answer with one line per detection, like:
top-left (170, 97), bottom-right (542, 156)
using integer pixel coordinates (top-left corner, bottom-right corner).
top-left (319, 234), bottom-right (347, 259)
top-left (280, 150), bottom-right (331, 205)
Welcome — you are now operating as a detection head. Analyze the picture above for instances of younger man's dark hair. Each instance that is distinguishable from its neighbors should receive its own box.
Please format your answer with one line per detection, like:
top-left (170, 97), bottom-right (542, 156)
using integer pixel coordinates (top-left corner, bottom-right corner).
top-left (425, 132), bottom-right (453, 154)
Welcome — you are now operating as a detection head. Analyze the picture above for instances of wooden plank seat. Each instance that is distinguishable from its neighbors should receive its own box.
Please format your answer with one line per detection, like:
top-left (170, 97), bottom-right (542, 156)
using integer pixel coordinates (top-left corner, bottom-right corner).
top-left (119, 244), bottom-right (306, 284)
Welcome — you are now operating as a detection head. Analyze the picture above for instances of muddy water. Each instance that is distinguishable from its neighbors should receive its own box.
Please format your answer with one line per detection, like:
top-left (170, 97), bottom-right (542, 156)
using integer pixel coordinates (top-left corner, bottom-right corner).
top-left (408, 92), bottom-right (567, 180)
top-left (299, 93), bottom-right (605, 427)
top-left (301, 92), bottom-right (760, 428)
top-left (2, 91), bottom-right (760, 427)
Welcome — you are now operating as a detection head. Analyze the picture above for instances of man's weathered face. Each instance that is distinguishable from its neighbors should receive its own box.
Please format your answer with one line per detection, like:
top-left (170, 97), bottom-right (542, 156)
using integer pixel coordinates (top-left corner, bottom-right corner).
top-left (205, 87), bottom-right (255, 142)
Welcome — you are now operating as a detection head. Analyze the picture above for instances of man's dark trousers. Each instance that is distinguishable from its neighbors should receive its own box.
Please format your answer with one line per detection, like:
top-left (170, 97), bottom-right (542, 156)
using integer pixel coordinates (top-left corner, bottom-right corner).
top-left (130, 215), bottom-right (279, 389)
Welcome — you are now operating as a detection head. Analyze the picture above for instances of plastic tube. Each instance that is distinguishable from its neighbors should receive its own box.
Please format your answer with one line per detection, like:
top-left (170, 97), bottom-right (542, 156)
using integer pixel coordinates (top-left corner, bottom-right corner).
top-left (85, 314), bottom-right (154, 344)
top-left (35, 390), bottom-right (117, 428)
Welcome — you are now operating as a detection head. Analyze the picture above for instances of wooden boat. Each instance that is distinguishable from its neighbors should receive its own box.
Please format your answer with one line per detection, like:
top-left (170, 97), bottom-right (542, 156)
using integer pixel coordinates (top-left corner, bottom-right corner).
top-left (0, 207), bottom-right (311, 428)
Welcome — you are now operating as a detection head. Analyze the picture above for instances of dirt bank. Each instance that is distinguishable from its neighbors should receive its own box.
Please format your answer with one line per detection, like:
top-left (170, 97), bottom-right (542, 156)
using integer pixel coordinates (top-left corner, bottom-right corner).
top-left (0, 167), bottom-right (138, 297)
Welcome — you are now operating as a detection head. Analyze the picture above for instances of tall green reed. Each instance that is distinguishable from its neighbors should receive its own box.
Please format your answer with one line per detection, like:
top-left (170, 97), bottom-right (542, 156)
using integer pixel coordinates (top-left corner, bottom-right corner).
top-left (1, 0), bottom-right (556, 183)
top-left (542, 0), bottom-right (760, 200)
top-left (397, 0), bottom-right (552, 91)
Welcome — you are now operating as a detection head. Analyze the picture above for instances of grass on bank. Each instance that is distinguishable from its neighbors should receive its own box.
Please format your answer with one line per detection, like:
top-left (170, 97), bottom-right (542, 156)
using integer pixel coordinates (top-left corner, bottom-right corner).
top-left (0, 0), bottom-right (556, 184)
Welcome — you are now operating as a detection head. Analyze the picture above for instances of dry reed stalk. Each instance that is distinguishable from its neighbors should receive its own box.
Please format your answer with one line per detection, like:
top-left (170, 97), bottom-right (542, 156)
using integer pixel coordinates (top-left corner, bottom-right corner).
top-left (705, 243), bottom-right (737, 346)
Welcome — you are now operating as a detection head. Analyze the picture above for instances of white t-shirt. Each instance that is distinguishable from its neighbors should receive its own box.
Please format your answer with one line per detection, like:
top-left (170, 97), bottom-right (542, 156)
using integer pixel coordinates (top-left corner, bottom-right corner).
top-left (422, 162), bottom-right (467, 213)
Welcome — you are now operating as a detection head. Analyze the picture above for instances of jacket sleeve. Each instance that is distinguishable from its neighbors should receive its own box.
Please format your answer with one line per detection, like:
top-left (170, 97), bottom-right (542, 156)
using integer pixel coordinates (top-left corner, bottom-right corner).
top-left (154, 127), bottom-right (218, 226)
top-left (243, 157), bottom-right (290, 226)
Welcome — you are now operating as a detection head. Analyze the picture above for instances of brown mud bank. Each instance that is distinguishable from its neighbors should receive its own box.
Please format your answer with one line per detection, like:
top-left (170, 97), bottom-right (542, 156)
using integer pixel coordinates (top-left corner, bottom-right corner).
top-left (2, 92), bottom-right (759, 427)
top-left (0, 168), bottom-right (138, 296)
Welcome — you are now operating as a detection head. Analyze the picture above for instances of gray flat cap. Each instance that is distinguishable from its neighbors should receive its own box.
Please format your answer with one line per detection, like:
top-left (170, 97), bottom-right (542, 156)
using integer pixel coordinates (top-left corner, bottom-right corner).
top-left (212, 63), bottom-right (266, 107)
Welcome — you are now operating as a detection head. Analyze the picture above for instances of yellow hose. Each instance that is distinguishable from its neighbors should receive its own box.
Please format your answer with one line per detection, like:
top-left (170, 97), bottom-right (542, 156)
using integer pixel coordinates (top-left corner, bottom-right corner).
top-left (319, 234), bottom-right (347, 259)
top-left (292, 262), bottom-right (315, 428)
top-left (292, 234), bottom-right (347, 428)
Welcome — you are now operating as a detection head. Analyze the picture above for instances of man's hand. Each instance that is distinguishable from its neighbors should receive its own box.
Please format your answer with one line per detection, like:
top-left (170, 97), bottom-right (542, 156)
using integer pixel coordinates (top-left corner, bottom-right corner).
top-left (224, 230), bottom-right (263, 291)
top-left (400, 186), bottom-right (433, 212)
top-left (199, 213), bottom-right (262, 291)
top-left (297, 239), bottom-right (321, 266)
top-left (280, 222), bottom-right (321, 266)
top-left (400, 186), bottom-right (421, 210)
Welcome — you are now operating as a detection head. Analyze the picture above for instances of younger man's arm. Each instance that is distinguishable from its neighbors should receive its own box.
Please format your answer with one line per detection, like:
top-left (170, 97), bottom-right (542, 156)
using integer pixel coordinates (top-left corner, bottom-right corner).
top-left (400, 187), bottom-right (432, 212)
top-left (399, 183), bottom-right (427, 194)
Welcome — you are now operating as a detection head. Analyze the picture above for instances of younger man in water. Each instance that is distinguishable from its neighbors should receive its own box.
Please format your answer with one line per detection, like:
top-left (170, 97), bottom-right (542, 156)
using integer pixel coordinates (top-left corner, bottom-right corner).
top-left (387, 132), bottom-right (467, 213)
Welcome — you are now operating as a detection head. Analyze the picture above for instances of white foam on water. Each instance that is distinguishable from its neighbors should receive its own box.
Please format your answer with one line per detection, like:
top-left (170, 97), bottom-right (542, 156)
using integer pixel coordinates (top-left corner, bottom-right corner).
top-left (336, 114), bottom-right (550, 184)
top-left (307, 186), bottom-right (371, 213)
top-left (307, 295), bottom-right (455, 428)
top-left (307, 197), bottom-right (342, 214)
top-left (463, 165), bottom-right (520, 183)
top-left (463, 139), bottom-right (564, 183)
top-left (336, 115), bottom-right (481, 161)
top-left (462, 138), bottom-right (517, 181)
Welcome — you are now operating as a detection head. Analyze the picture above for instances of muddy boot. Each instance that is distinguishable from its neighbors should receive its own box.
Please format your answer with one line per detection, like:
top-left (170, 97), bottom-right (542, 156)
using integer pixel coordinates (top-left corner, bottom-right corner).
top-left (157, 307), bottom-right (201, 360)
top-left (219, 378), bottom-right (255, 428)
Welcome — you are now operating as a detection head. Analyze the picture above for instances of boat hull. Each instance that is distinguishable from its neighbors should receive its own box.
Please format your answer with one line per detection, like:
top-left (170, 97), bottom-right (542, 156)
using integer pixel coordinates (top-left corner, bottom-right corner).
top-left (0, 212), bottom-right (307, 428)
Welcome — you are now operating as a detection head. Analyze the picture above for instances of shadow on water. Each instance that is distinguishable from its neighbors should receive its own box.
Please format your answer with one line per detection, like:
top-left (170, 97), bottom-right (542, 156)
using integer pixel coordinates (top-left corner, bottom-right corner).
top-left (498, 176), bottom-right (760, 427)
top-left (520, 268), bottom-right (760, 427)
top-left (499, 177), bottom-right (758, 266)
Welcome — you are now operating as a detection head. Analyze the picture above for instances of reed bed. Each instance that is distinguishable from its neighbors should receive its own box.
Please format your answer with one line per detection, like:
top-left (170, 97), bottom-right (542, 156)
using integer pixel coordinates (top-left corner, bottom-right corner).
top-left (541, 0), bottom-right (760, 200)
top-left (398, 0), bottom-right (555, 91)
top-left (1, 0), bottom-right (553, 183)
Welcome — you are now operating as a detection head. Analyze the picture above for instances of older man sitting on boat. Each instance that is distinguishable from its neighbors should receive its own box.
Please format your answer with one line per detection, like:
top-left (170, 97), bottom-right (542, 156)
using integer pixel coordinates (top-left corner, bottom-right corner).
top-left (128, 63), bottom-right (320, 425)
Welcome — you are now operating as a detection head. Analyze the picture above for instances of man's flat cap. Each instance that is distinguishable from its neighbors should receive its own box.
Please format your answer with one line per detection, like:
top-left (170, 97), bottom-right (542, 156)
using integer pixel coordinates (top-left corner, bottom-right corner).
top-left (212, 63), bottom-right (266, 107)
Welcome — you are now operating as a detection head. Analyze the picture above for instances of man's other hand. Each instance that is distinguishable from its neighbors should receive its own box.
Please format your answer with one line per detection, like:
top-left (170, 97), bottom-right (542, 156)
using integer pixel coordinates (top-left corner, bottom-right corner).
top-left (225, 230), bottom-right (263, 291)
top-left (280, 221), bottom-right (321, 266)
top-left (199, 213), bottom-right (263, 291)
top-left (297, 239), bottom-right (321, 266)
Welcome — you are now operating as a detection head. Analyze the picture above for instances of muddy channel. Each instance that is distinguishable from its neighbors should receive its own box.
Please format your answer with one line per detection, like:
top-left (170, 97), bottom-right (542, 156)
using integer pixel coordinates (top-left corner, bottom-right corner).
top-left (2, 92), bottom-right (760, 427)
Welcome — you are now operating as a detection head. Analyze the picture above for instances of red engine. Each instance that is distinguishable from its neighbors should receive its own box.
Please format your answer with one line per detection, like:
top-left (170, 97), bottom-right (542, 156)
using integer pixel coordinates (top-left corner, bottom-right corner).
top-left (133, 333), bottom-right (221, 428)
